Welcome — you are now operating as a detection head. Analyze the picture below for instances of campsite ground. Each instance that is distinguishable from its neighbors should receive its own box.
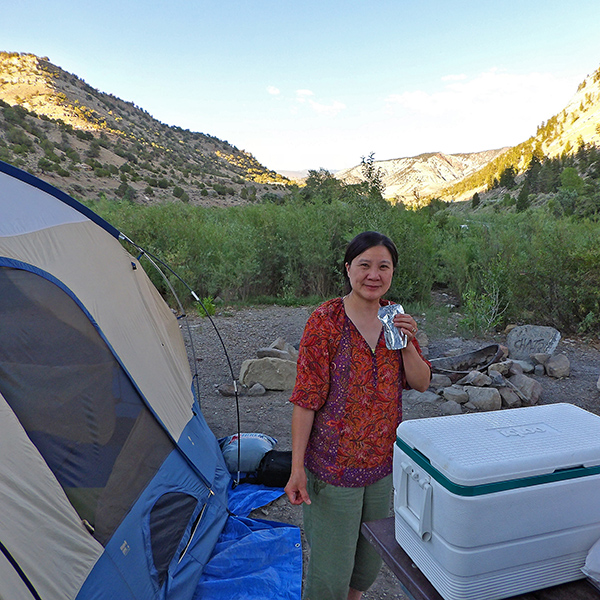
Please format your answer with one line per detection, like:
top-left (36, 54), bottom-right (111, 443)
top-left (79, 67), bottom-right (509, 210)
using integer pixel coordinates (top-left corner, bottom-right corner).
top-left (185, 303), bottom-right (600, 600)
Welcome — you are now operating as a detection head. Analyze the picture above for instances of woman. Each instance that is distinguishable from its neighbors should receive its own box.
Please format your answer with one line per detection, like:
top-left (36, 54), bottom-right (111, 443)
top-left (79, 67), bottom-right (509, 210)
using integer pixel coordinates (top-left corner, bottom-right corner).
top-left (285, 231), bottom-right (431, 600)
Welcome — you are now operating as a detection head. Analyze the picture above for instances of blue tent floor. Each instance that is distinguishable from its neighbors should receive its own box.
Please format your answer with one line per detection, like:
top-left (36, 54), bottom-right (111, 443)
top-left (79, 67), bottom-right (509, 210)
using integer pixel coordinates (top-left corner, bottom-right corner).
top-left (194, 483), bottom-right (302, 600)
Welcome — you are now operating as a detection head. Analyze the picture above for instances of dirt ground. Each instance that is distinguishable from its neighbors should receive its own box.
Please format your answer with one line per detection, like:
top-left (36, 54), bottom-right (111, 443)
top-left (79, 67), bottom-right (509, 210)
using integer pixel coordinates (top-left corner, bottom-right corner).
top-left (184, 303), bottom-right (600, 600)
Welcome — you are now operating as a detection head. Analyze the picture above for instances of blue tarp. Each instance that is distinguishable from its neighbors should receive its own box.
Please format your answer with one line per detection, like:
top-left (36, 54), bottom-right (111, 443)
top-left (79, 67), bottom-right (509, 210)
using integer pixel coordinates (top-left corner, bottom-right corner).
top-left (195, 483), bottom-right (302, 600)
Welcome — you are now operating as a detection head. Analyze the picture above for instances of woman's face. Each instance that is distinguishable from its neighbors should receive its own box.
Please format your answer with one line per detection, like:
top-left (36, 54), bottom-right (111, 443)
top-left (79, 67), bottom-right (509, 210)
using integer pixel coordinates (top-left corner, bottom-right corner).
top-left (345, 244), bottom-right (394, 302)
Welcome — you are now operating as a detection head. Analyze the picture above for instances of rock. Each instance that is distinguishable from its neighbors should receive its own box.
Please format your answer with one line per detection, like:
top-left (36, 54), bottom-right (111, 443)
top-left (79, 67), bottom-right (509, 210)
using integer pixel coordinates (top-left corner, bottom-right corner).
top-left (429, 373), bottom-right (453, 390)
top-left (239, 357), bottom-right (297, 391)
top-left (440, 400), bottom-right (463, 415)
top-left (499, 387), bottom-right (521, 408)
top-left (509, 362), bottom-right (524, 376)
top-left (403, 389), bottom-right (440, 404)
top-left (531, 353), bottom-right (551, 366)
top-left (545, 354), bottom-right (570, 378)
top-left (415, 390), bottom-right (441, 404)
top-left (511, 359), bottom-right (534, 373)
top-left (488, 361), bottom-right (512, 376)
top-left (442, 385), bottom-right (469, 404)
top-left (506, 325), bottom-right (561, 360)
top-left (464, 386), bottom-right (502, 411)
top-left (534, 364), bottom-right (545, 376)
top-left (487, 370), bottom-right (506, 387)
top-left (217, 382), bottom-right (248, 396)
top-left (268, 338), bottom-right (299, 361)
top-left (597, 375), bottom-right (600, 393)
top-left (256, 347), bottom-right (293, 360)
top-left (248, 382), bottom-right (266, 396)
top-left (269, 336), bottom-right (287, 350)
top-left (456, 370), bottom-right (492, 387)
top-left (284, 343), bottom-right (299, 362)
top-left (508, 373), bottom-right (543, 406)
top-left (415, 330), bottom-right (429, 349)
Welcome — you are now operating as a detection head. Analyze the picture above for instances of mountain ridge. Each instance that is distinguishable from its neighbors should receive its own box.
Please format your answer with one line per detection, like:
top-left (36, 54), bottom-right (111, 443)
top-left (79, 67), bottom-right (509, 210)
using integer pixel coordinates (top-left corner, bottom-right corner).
top-left (1, 52), bottom-right (600, 207)
top-left (336, 63), bottom-right (600, 204)
top-left (335, 148), bottom-right (509, 202)
top-left (436, 63), bottom-right (600, 203)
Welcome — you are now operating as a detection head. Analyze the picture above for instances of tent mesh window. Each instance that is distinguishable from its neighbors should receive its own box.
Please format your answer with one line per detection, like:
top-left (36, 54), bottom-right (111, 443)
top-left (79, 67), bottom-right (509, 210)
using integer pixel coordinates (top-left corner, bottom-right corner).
top-left (0, 267), bottom-right (175, 546)
top-left (150, 492), bottom-right (200, 587)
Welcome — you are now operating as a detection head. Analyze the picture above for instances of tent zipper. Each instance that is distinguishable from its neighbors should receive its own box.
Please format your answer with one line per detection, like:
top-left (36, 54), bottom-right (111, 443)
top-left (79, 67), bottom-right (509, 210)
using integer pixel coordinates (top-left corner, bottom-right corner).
top-left (178, 500), bottom-right (209, 563)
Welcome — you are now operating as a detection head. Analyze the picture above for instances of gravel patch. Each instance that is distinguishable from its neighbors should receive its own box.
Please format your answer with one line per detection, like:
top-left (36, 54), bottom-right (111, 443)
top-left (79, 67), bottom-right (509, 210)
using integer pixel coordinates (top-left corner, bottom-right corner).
top-left (183, 304), bottom-right (600, 600)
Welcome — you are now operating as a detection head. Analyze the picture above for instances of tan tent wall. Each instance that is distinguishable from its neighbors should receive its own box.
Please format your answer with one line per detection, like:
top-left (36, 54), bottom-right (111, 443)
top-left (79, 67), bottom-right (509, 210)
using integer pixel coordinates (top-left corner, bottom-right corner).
top-left (0, 554), bottom-right (40, 600)
top-left (1, 220), bottom-right (195, 440)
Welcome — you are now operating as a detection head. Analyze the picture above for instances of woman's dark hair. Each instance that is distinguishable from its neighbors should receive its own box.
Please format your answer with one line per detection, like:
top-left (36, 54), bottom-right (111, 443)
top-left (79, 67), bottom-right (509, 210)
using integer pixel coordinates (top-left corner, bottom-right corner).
top-left (342, 231), bottom-right (398, 288)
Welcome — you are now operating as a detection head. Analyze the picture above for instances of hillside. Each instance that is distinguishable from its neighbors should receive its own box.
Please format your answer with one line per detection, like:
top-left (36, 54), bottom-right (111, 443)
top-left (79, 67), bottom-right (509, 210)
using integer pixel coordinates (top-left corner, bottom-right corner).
top-left (3, 52), bottom-right (600, 210)
top-left (335, 149), bottom-right (508, 203)
top-left (439, 63), bottom-right (600, 203)
top-left (536, 68), bottom-right (600, 159)
top-left (0, 52), bottom-right (289, 206)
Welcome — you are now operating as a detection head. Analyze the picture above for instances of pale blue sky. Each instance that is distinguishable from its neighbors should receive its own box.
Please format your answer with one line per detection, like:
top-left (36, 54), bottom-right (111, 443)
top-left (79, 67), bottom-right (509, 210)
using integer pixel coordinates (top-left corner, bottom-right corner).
top-left (3, 1), bottom-right (600, 171)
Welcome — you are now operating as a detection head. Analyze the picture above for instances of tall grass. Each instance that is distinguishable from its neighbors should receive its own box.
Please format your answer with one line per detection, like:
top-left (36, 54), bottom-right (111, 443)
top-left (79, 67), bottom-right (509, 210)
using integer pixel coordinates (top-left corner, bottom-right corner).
top-left (84, 197), bottom-right (600, 335)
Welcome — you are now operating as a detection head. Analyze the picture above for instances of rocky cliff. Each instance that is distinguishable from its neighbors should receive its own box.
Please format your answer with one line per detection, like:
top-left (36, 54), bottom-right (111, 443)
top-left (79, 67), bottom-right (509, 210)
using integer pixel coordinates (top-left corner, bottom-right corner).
top-left (335, 149), bottom-right (508, 202)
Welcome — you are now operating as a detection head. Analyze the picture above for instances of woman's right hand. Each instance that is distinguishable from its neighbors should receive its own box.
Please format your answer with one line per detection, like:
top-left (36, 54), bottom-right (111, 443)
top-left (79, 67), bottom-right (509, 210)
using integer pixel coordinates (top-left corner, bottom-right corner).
top-left (286, 404), bottom-right (315, 505)
top-left (285, 468), bottom-right (311, 505)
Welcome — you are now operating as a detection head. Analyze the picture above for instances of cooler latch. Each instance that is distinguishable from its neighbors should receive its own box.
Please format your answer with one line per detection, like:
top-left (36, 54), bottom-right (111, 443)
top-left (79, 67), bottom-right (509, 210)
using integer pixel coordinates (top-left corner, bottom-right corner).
top-left (397, 461), bottom-right (432, 542)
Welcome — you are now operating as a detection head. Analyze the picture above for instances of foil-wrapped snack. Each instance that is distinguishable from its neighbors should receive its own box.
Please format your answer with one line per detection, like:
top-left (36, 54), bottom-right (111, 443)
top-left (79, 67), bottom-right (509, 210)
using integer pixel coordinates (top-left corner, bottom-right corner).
top-left (377, 304), bottom-right (407, 350)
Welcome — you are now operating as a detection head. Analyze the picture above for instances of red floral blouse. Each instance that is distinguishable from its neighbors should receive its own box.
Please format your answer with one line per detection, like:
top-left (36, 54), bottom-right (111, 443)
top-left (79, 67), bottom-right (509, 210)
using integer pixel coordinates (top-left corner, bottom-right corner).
top-left (290, 297), bottom-right (429, 487)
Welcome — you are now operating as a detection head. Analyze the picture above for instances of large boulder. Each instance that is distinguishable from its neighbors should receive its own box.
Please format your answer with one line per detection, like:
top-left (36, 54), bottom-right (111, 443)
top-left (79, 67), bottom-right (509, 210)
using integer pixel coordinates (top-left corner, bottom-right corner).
top-left (506, 325), bottom-right (561, 361)
top-left (239, 357), bottom-right (297, 391)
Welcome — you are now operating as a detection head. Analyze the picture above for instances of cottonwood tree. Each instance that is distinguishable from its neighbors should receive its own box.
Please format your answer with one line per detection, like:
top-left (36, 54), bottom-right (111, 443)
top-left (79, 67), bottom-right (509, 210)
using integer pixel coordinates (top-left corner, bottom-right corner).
top-left (360, 152), bottom-right (386, 201)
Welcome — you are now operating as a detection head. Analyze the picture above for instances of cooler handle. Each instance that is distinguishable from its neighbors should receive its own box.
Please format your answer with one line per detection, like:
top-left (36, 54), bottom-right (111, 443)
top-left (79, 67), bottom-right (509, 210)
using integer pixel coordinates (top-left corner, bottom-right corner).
top-left (397, 461), bottom-right (432, 542)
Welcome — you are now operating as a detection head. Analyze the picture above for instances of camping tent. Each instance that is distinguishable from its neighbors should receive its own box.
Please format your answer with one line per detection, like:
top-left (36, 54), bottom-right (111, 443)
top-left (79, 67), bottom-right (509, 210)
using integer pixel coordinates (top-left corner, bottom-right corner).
top-left (0, 159), bottom-right (231, 600)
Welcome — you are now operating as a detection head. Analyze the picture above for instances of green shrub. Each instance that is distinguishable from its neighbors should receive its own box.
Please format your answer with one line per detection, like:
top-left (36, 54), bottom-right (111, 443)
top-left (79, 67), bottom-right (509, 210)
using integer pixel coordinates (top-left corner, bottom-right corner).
top-left (196, 296), bottom-right (216, 317)
top-left (38, 158), bottom-right (55, 172)
top-left (459, 284), bottom-right (507, 335)
top-left (81, 198), bottom-right (600, 333)
top-left (7, 127), bottom-right (33, 151)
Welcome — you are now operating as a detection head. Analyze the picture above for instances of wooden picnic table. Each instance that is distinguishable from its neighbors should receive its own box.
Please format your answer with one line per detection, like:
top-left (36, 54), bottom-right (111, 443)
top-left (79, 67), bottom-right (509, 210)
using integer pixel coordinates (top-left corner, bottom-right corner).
top-left (362, 517), bottom-right (600, 600)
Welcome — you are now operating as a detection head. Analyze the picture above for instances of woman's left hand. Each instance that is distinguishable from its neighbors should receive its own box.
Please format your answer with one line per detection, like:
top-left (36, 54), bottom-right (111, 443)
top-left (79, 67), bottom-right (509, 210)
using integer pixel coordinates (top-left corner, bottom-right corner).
top-left (393, 312), bottom-right (419, 343)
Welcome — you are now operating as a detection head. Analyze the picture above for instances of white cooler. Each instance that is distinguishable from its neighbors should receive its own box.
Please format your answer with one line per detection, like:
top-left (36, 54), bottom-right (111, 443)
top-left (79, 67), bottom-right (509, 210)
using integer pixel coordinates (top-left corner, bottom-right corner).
top-left (393, 403), bottom-right (600, 600)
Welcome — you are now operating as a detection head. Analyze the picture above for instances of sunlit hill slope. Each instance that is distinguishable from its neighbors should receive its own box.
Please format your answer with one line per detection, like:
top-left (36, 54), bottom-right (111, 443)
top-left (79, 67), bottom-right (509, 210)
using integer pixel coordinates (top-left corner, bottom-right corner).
top-left (0, 51), bottom-right (289, 206)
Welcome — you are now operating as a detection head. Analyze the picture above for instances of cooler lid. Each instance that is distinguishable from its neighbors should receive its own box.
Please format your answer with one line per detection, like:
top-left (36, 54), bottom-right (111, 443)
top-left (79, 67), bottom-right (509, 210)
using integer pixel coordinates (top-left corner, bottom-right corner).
top-left (396, 403), bottom-right (600, 491)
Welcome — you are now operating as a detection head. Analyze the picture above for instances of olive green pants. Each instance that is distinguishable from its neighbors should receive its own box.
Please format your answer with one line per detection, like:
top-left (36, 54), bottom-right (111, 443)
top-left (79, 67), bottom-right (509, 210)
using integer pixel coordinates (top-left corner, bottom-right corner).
top-left (303, 470), bottom-right (393, 600)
